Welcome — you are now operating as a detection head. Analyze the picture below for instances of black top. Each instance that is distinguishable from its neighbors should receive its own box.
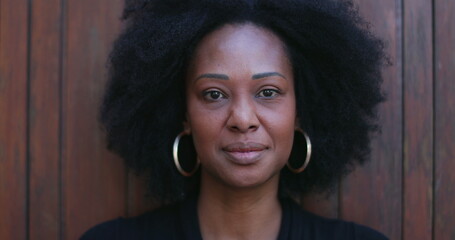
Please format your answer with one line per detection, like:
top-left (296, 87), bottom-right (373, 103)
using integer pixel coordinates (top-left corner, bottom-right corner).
top-left (81, 196), bottom-right (388, 240)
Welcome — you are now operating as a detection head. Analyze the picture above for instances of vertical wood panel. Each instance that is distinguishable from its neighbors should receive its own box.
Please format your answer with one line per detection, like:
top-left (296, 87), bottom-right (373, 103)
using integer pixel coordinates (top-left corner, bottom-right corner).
top-left (29, 0), bottom-right (63, 239)
top-left (1, 0), bottom-right (454, 239)
top-left (62, 0), bottom-right (126, 239)
top-left (127, 172), bottom-right (153, 217)
top-left (402, 0), bottom-right (433, 239)
top-left (340, 0), bottom-right (403, 239)
top-left (434, 0), bottom-right (455, 239)
top-left (302, 189), bottom-right (338, 219)
top-left (0, 0), bottom-right (29, 239)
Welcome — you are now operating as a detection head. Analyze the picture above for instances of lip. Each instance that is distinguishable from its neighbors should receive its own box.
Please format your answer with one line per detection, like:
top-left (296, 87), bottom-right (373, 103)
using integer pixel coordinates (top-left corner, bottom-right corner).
top-left (222, 142), bottom-right (268, 165)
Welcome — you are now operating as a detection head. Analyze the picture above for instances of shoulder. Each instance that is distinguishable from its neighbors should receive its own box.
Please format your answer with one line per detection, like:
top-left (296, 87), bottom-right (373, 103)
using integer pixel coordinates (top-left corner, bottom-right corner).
top-left (285, 199), bottom-right (388, 240)
top-left (79, 204), bottom-right (181, 240)
top-left (352, 223), bottom-right (389, 240)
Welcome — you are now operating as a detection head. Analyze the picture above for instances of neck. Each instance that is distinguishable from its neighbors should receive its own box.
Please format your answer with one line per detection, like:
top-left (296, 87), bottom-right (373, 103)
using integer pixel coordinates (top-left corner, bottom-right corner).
top-left (197, 171), bottom-right (282, 240)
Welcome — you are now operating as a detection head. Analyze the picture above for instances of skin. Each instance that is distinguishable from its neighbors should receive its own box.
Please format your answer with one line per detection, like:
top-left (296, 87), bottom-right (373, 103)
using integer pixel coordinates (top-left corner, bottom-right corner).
top-left (185, 23), bottom-right (296, 240)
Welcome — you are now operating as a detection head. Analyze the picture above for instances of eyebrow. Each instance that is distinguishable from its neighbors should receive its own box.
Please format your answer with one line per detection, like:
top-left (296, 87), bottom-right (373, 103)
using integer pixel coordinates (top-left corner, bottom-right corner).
top-left (252, 72), bottom-right (286, 80)
top-left (195, 73), bottom-right (229, 81)
top-left (194, 71), bottom-right (286, 82)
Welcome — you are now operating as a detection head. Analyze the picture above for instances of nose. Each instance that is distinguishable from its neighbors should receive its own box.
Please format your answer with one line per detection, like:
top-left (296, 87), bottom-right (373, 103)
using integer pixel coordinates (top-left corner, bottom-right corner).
top-left (226, 97), bottom-right (260, 133)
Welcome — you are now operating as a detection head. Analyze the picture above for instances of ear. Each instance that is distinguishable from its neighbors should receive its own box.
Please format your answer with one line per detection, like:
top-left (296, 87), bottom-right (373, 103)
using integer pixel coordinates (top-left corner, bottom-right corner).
top-left (183, 113), bottom-right (191, 134)
top-left (294, 116), bottom-right (300, 129)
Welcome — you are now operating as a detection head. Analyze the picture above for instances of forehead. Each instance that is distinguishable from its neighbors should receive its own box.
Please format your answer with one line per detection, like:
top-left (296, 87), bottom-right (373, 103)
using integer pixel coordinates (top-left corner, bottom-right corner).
top-left (188, 23), bottom-right (290, 74)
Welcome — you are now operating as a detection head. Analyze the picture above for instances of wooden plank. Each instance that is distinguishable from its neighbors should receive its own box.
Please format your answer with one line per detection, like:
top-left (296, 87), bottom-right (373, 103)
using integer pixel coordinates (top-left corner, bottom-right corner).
top-left (434, 0), bottom-right (455, 239)
top-left (28, 0), bottom-right (63, 239)
top-left (0, 0), bottom-right (29, 239)
top-left (62, 0), bottom-right (126, 239)
top-left (302, 190), bottom-right (338, 219)
top-left (127, 171), bottom-right (153, 217)
top-left (402, 0), bottom-right (433, 239)
top-left (340, 0), bottom-right (403, 239)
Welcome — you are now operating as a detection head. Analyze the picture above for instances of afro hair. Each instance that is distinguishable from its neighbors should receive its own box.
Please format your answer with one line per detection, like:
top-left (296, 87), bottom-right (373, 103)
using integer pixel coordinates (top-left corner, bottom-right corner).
top-left (100, 0), bottom-right (387, 204)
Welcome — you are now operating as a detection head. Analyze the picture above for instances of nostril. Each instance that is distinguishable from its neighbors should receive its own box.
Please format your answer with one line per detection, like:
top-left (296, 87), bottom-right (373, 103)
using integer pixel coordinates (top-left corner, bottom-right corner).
top-left (228, 124), bottom-right (258, 133)
top-left (230, 126), bottom-right (239, 130)
top-left (226, 105), bottom-right (260, 132)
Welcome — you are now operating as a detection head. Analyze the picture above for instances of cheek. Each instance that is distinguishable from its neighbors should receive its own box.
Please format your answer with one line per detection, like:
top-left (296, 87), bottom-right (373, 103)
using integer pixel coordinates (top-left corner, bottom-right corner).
top-left (186, 100), bottom-right (226, 154)
top-left (259, 99), bottom-right (296, 154)
top-left (268, 115), bottom-right (295, 152)
top-left (272, 121), bottom-right (296, 166)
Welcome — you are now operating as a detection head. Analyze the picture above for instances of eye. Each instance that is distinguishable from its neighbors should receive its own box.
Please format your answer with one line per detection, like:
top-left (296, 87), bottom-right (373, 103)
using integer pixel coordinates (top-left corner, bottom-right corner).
top-left (257, 89), bottom-right (280, 98)
top-left (203, 90), bottom-right (226, 101)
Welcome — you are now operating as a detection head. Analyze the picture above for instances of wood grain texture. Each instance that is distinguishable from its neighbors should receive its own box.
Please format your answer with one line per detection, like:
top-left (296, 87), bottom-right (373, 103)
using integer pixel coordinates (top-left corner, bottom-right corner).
top-left (62, 0), bottom-right (126, 239)
top-left (1, 0), bottom-right (455, 239)
top-left (402, 0), bottom-right (434, 239)
top-left (340, 0), bottom-right (403, 239)
top-left (302, 190), bottom-right (338, 219)
top-left (434, 0), bottom-right (455, 239)
top-left (127, 171), bottom-right (153, 217)
top-left (0, 0), bottom-right (29, 239)
top-left (28, 0), bottom-right (63, 239)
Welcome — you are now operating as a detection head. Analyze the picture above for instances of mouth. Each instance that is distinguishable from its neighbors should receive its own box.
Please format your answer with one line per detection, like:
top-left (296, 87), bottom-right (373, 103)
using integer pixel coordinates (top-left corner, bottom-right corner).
top-left (222, 142), bottom-right (268, 165)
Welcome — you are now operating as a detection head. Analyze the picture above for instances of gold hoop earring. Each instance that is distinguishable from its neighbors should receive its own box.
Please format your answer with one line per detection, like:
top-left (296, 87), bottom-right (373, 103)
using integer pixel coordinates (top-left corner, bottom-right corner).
top-left (287, 128), bottom-right (312, 173)
top-left (173, 131), bottom-right (200, 177)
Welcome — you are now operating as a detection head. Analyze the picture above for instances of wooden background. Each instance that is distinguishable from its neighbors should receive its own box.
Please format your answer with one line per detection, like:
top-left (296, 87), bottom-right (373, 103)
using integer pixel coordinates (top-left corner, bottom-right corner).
top-left (0, 0), bottom-right (453, 239)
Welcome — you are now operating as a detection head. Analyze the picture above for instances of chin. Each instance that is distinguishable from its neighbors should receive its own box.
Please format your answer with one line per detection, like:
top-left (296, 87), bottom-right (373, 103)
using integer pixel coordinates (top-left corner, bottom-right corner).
top-left (218, 168), bottom-right (280, 190)
top-left (200, 156), bottom-right (285, 191)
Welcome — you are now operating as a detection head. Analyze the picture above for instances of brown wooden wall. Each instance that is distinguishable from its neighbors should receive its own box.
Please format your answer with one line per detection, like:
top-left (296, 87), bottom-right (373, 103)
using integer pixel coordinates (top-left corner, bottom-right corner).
top-left (0, 0), bottom-right (453, 239)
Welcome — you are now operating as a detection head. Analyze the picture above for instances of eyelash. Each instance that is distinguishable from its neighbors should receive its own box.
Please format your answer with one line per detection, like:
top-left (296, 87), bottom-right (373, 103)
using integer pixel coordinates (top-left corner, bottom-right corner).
top-left (203, 90), bottom-right (227, 101)
top-left (256, 89), bottom-right (280, 98)
top-left (202, 88), bottom-right (281, 101)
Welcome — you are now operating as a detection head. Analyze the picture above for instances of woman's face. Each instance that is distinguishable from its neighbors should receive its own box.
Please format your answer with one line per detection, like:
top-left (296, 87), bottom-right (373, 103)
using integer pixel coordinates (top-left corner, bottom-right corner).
top-left (185, 24), bottom-right (296, 189)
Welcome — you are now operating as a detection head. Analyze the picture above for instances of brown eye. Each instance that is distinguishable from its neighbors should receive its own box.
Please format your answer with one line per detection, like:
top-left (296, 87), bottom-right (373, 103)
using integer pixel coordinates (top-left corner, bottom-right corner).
top-left (204, 90), bottom-right (226, 101)
top-left (257, 89), bottom-right (279, 98)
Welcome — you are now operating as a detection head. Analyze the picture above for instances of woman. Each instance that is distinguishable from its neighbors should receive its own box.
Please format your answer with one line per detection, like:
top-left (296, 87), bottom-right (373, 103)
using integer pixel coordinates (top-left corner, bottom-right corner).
top-left (82, 0), bottom-right (388, 239)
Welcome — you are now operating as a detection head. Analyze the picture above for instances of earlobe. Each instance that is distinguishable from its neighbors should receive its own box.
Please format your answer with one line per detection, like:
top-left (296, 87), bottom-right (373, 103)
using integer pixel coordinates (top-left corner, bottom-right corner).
top-left (183, 120), bottom-right (191, 134)
top-left (294, 116), bottom-right (300, 129)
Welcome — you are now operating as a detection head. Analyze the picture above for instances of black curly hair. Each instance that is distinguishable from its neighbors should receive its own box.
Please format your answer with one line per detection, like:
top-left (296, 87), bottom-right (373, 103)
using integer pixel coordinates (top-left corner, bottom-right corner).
top-left (100, 0), bottom-right (387, 204)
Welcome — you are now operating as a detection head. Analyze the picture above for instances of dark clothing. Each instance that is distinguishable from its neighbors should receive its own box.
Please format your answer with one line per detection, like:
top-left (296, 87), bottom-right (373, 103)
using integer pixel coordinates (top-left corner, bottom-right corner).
top-left (81, 196), bottom-right (388, 240)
